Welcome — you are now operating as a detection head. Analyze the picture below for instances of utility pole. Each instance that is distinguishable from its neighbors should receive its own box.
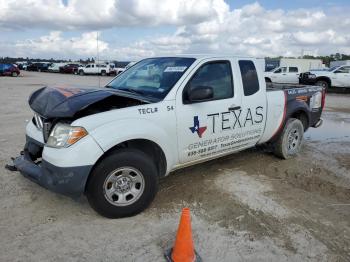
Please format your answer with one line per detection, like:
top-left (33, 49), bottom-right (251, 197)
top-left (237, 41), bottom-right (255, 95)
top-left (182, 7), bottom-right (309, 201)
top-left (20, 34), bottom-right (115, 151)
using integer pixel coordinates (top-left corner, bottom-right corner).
top-left (97, 31), bottom-right (101, 88)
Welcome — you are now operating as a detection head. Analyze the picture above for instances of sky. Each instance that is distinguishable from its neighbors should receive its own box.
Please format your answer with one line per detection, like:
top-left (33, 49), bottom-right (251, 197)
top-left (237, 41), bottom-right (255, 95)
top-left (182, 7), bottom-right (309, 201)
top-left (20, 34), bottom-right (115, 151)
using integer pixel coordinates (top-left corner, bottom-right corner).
top-left (0, 0), bottom-right (350, 60)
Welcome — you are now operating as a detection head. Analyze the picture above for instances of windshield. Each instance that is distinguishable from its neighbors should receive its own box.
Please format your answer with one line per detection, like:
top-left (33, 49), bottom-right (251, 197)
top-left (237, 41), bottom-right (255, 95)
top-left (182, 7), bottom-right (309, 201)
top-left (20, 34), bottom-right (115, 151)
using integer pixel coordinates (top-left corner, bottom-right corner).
top-left (106, 57), bottom-right (195, 100)
top-left (328, 66), bottom-right (339, 71)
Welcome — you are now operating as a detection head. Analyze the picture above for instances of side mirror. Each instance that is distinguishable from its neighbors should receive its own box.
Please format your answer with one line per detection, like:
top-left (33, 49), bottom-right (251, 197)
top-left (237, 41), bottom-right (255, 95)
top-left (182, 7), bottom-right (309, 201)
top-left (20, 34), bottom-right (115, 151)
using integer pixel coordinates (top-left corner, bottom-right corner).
top-left (187, 86), bottom-right (214, 103)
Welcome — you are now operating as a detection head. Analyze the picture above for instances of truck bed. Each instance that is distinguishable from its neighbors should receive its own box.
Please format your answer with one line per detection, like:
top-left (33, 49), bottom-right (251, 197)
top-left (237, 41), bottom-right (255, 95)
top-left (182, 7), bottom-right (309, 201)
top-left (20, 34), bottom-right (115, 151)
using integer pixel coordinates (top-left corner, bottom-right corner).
top-left (266, 82), bottom-right (317, 91)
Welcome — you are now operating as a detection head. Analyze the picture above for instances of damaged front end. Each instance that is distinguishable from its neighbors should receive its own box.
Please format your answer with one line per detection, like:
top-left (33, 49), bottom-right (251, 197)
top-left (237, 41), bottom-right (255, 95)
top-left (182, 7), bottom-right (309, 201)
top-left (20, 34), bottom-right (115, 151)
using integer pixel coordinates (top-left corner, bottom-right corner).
top-left (29, 86), bottom-right (150, 143)
top-left (7, 85), bottom-right (150, 197)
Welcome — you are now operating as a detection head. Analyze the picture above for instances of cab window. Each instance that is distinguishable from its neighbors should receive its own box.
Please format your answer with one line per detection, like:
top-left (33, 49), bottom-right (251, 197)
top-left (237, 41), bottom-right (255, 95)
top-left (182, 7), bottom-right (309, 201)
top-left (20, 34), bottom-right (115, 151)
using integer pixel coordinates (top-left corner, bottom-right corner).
top-left (289, 67), bottom-right (298, 73)
top-left (184, 61), bottom-right (234, 103)
top-left (274, 67), bottom-right (287, 73)
top-left (239, 60), bottom-right (260, 96)
top-left (337, 67), bottom-right (350, 73)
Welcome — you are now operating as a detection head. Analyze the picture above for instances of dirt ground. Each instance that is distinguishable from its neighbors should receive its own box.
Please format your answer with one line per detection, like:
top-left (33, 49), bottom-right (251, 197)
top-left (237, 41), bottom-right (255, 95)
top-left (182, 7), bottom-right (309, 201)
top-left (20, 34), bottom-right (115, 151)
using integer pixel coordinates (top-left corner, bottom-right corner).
top-left (0, 71), bottom-right (349, 262)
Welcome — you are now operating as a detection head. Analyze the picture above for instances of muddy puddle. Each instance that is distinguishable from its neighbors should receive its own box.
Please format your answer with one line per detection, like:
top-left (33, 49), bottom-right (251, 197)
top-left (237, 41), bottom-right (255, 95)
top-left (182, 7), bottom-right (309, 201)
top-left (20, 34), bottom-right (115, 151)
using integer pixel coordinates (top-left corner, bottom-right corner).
top-left (305, 111), bottom-right (350, 142)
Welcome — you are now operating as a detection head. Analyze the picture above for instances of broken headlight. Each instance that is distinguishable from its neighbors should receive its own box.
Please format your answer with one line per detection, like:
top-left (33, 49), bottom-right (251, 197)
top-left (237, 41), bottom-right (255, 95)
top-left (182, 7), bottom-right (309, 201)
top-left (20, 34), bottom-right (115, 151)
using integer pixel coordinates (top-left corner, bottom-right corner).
top-left (46, 123), bottom-right (88, 148)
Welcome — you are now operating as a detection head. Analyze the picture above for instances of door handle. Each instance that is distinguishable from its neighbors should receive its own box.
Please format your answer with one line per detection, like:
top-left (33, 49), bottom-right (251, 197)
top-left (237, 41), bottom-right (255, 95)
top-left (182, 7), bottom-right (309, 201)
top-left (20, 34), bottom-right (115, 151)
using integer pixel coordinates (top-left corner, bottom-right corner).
top-left (228, 105), bottom-right (241, 111)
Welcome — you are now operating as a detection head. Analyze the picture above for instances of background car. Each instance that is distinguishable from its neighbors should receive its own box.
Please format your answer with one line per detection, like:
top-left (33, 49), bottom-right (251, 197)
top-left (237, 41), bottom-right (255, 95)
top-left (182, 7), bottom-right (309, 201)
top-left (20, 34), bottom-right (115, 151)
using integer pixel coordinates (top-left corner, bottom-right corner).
top-left (16, 62), bottom-right (29, 70)
top-left (26, 63), bottom-right (50, 72)
top-left (114, 61), bottom-right (132, 74)
top-left (77, 63), bottom-right (115, 76)
top-left (59, 63), bottom-right (81, 74)
top-left (48, 63), bottom-right (67, 73)
top-left (0, 63), bottom-right (20, 77)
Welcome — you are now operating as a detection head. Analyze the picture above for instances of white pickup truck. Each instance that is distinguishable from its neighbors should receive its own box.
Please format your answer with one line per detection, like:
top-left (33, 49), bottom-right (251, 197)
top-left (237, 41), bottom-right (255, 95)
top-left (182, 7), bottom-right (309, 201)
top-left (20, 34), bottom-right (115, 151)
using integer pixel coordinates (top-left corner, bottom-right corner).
top-left (299, 65), bottom-right (350, 89)
top-left (9, 55), bottom-right (325, 218)
top-left (78, 63), bottom-right (115, 76)
top-left (264, 66), bottom-right (300, 84)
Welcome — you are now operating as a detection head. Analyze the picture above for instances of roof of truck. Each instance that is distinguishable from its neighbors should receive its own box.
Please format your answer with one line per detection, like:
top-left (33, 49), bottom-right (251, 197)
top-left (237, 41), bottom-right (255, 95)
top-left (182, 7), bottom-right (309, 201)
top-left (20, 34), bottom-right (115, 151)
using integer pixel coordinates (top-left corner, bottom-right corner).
top-left (151, 54), bottom-right (259, 60)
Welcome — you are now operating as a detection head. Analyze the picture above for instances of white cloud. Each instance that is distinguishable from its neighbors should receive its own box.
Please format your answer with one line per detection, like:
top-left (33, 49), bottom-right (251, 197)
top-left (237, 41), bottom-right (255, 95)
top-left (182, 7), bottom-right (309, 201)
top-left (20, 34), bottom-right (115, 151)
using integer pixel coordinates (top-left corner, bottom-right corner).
top-left (1, 1), bottom-right (350, 59)
top-left (0, 0), bottom-right (228, 29)
top-left (11, 31), bottom-right (108, 58)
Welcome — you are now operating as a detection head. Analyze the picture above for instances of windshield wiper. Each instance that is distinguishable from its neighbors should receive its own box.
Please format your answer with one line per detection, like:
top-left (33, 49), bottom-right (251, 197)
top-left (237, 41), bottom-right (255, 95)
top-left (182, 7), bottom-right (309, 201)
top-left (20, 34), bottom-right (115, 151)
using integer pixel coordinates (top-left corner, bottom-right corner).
top-left (117, 87), bottom-right (145, 96)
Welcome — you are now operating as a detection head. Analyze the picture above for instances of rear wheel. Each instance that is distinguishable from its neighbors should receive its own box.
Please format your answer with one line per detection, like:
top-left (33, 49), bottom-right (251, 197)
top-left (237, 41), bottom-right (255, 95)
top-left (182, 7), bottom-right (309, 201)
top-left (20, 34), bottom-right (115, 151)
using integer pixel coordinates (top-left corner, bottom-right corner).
top-left (86, 149), bottom-right (159, 218)
top-left (315, 80), bottom-right (329, 90)
top-left (101, 70), bottom-right (106, 76)
top-left (273, 118), bottom-right (304, 159)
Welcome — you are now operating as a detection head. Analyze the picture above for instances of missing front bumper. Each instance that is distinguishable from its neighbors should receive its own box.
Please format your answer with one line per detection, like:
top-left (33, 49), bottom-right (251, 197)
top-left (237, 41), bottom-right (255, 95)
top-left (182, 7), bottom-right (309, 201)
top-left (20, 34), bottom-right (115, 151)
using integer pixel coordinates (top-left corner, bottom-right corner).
top-left (8, 137), bottom-right (92, 198)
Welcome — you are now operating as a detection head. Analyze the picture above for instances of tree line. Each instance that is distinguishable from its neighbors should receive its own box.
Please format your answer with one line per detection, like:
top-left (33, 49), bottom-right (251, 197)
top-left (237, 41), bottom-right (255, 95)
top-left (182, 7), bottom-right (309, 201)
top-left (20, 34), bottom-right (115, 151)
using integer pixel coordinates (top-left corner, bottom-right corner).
top-left (1, 53), bottom-right (350, 67)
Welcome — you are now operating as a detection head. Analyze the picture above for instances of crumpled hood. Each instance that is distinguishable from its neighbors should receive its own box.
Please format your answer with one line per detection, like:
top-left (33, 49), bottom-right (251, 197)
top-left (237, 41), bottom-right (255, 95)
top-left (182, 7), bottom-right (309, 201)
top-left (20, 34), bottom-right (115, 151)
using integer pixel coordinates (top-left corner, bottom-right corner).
top-left (29, 86), bottom-right (114, 118)
top-left (29, 87), bottom-right (151, 118)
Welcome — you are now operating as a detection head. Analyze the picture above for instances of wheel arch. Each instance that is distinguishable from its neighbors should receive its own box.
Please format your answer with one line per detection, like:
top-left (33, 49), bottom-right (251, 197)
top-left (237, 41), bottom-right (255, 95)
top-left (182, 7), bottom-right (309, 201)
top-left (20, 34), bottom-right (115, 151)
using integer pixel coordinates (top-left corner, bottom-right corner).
top-left (288, 108), bottom-right (309, 131)
top-left (85, 138), bottom-right (168, 193)
top-left (315, 76), bottom-right (331, 86)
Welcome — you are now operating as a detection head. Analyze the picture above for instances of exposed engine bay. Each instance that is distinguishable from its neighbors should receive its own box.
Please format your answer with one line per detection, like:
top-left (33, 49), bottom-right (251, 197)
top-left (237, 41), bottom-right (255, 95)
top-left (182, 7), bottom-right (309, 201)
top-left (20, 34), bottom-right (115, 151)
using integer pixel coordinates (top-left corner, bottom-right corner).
top-left (29, 86), bottom-right (149, 142)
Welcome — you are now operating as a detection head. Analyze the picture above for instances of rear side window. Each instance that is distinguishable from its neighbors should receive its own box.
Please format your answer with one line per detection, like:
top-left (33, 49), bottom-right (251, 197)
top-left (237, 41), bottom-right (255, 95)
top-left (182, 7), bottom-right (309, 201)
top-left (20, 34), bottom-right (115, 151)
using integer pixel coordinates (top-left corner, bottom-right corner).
top-left (289, 67), bottom-right (298, 73)
top-left (239, 60), bottom-right (260, 96)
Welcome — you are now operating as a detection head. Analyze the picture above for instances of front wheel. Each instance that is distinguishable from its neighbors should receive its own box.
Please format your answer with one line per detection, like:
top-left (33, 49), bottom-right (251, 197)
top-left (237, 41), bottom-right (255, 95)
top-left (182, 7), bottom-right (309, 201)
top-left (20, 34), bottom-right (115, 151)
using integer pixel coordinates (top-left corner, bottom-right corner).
top-left (12, 72), bottom-right (18, 77)
top-left (86, 149), bottom-right (159, 218)
top-left (315, 80), bottom-right (329, 90)
top-left (79, 70), bottom-right (84, 76)
top-left (273, 118), bottom-right (304, 159)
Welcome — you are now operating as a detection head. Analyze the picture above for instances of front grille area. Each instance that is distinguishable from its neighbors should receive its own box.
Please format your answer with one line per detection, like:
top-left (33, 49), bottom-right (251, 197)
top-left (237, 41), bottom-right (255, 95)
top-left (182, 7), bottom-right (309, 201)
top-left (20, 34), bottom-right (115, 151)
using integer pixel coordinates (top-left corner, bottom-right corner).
top-left (33, 113), bottom-right (44, 130)
top-left (43, 122), bottom-right (53, 142)
top-left (33, 113), bottom-right (53, 142)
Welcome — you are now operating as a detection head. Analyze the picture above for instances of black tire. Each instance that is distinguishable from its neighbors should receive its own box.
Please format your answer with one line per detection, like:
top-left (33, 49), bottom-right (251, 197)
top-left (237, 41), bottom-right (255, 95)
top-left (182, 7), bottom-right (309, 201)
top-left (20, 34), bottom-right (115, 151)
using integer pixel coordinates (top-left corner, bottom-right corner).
top-left (273, 118), bottom-right (304, 159)
top-left (101, 70), bottom-right (106, 76)
top-left (12, 72), bottom-right (18, 77)
top-left (38, 69), bottom-right (41, 72)
top-left (86, 148), bottom-right (159, 218)
top-left (79, 70), bottom-right (84, 76)
top-left (315, 80), bottom-right (329, 90)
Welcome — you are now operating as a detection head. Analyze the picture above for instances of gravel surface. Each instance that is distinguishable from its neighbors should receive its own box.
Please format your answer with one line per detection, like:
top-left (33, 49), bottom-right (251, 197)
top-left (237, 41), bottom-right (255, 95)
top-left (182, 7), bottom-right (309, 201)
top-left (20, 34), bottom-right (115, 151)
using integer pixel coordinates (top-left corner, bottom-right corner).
top-left (0, 71), bottom-right (349, 262)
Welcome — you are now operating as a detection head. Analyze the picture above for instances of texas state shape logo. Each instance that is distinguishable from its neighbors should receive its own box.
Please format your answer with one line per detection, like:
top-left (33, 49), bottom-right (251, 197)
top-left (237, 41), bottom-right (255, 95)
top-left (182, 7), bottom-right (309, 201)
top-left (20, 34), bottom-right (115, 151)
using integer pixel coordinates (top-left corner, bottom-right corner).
top-left (189, 116), bottom-right (207, 138)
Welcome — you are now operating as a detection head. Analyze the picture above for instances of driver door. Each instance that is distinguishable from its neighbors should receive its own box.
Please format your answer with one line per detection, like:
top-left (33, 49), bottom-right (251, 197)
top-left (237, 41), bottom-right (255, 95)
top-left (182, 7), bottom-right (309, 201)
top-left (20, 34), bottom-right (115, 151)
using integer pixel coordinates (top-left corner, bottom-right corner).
top-left (175, 59), bottom-right (243, 164)
top-left (271, 67), bottom-right (287, 83)
top-left (333, 66), bottom-right (350, 87)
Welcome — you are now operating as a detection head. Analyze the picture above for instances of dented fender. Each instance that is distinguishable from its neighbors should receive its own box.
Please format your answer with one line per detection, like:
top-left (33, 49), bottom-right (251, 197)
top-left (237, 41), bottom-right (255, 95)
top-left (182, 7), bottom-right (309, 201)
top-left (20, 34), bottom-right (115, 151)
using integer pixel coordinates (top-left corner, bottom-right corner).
top-left (87, 118), bottom-right (178, 174)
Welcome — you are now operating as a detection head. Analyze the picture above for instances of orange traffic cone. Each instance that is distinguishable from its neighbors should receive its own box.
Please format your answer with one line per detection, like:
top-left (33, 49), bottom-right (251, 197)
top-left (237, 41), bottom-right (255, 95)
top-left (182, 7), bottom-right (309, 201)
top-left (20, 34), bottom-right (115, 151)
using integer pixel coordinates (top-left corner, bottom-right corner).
top-left (165, 208), bottom-right (202, 262)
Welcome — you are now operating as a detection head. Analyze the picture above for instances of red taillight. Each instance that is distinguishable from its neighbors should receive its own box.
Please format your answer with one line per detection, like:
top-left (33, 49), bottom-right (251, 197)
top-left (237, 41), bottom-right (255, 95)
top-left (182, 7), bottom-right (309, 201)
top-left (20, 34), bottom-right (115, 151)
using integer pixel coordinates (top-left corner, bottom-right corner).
top-left (321, 89), bottom-right (326, 109)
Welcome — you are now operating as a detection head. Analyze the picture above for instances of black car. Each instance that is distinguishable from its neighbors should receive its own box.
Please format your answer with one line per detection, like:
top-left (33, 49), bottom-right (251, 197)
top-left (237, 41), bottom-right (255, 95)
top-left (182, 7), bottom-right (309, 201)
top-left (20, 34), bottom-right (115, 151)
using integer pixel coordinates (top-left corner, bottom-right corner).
top-left (27, 63), bottom-right (50, 72)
